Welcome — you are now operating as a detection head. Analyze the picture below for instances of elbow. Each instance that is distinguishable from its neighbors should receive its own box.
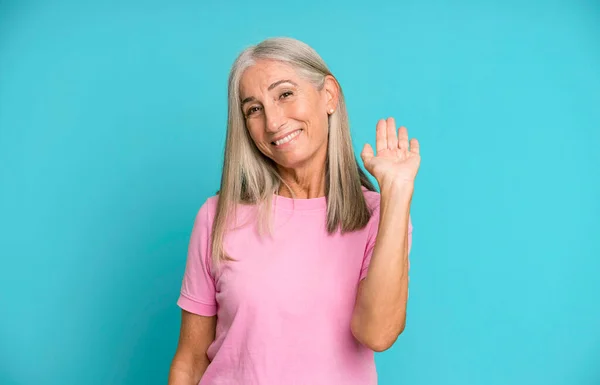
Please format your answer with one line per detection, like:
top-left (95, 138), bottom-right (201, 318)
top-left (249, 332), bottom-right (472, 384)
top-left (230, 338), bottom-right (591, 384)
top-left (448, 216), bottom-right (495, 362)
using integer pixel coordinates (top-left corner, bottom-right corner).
top-left (351, 318), bottom-right (406, 353)
top-left (371, 323), bottom-right (406, 352)
top-left (360, 331), bottom-right (402, 353)
top-left (367, 338), bottom-right (396, 353)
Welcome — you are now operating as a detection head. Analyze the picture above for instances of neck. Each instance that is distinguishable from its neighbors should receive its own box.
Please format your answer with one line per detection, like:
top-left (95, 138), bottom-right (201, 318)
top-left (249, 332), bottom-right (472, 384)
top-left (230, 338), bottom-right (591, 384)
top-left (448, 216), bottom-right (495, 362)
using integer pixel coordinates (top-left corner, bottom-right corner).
top-left (276, 155), bottom-right (327, 199)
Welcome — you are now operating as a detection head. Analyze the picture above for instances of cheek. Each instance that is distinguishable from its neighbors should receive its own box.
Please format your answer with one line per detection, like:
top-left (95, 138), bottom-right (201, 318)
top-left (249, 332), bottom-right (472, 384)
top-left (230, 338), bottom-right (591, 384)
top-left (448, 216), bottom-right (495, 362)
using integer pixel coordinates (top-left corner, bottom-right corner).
top-left (246, 122), bottom-right (271, 154)
top-left (291, 96), bottom-right (316, 118)
top-left (246, 121), bottom-right (263, 142)
top-left (287, 97), bottom-right (325, 132)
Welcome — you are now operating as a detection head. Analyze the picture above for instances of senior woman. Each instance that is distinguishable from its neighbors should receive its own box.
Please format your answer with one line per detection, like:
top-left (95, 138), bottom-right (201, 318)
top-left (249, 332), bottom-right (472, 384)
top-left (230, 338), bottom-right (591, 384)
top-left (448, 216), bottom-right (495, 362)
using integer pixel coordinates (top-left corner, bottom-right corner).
top-left (168, 37), bottom-right (420, 385)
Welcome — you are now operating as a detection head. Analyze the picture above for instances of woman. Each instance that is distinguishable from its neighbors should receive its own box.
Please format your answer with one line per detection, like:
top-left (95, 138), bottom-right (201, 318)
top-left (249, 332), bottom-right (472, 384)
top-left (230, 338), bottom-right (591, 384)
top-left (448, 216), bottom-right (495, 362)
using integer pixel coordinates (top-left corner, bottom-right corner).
top-left (168, 37), bottom-right (420, 385)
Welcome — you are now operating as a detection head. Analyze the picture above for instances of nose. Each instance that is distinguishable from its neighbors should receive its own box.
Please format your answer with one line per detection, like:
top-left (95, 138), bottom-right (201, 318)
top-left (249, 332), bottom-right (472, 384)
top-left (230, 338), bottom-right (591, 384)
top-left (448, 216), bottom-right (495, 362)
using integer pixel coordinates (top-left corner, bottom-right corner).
top-left (264, 103), bottom-right (285, 133)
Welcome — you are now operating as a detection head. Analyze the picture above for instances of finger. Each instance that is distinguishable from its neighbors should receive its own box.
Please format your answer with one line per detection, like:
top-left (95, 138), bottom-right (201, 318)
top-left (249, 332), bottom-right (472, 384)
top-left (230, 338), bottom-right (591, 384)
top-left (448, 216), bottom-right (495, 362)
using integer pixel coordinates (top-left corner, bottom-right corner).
top-left (375, 119), bottom-right (387, 154)
top-left (361, 143), bottom-right (375, 163)
top-left (386, 117), bottom-right (398, 150)
top-left (398, 126), bottom-right (409, 152)
top-left (410, 138), bottom-right (420, 155)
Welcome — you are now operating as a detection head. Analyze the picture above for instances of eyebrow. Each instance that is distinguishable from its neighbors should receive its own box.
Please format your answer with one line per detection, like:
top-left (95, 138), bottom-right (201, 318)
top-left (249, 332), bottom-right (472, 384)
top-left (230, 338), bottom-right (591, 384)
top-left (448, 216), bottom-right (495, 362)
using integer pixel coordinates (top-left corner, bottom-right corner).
top-left (241, 79), bottom-right (298, 106)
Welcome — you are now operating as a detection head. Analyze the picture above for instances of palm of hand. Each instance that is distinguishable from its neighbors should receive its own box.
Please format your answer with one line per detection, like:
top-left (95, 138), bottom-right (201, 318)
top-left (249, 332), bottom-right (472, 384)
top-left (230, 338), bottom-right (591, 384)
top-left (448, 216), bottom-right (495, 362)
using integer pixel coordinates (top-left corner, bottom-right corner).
top-left (361, 117), bottom-right (421, 187)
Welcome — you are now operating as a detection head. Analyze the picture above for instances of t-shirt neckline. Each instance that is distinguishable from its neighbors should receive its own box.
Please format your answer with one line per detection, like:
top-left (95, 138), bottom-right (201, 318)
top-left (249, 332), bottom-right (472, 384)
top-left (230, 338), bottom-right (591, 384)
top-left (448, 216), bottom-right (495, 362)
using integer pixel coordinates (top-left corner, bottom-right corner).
top-left (272, 193), bottom-right (327, 211)
top-left (272, 186), bottom-right (371, 211)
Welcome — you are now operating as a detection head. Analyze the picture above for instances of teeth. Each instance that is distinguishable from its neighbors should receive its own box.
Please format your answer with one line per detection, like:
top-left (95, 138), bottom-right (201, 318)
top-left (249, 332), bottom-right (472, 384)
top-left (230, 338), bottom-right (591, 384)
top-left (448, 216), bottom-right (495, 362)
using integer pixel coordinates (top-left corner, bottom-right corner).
top-left (274, 130), bottom-right (301, 146)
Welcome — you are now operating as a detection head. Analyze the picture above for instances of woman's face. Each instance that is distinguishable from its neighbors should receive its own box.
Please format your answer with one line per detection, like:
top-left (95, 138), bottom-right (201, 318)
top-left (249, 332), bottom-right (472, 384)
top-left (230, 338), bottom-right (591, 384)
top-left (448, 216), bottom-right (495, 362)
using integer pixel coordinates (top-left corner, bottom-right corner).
top-left (239, 59), bottom-right (337, 170)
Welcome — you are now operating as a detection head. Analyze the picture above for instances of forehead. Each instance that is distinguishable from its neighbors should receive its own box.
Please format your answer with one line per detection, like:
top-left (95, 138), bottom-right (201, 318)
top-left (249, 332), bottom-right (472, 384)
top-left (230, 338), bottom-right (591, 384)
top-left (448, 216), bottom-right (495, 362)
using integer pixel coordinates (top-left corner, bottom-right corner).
top-left (239, 60), bottom-right (300, 96)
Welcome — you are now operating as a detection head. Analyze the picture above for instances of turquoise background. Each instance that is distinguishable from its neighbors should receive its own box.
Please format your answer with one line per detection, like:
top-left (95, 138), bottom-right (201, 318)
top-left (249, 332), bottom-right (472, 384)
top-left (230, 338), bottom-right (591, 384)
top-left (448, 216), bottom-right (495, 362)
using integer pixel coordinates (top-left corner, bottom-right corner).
top-left (1, 1), bottom-right (599, 384)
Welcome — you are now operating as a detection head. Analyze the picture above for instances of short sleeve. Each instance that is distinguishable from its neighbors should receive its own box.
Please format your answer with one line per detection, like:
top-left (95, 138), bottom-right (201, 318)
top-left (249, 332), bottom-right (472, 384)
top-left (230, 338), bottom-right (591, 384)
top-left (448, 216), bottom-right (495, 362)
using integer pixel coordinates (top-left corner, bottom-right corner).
top-left (176, 200), bottom-right (218, 316)
top-left (360, 205), bottom-right (413, 281)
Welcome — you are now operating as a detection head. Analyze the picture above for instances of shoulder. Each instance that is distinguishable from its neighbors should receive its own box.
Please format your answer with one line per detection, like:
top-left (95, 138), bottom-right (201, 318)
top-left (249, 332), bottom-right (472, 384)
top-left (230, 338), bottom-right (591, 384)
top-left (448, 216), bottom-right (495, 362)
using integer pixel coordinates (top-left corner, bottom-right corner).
top-left (193, 194), bottom-right (256, 231)
top-left (193, 194), bottom-right (220, 229)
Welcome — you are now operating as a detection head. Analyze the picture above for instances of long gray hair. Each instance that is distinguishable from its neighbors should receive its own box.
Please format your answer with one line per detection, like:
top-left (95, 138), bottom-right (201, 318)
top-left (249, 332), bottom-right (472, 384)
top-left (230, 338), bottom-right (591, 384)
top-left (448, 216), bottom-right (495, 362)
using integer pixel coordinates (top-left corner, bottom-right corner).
top-left (211, 37), bottom-right (376, 266)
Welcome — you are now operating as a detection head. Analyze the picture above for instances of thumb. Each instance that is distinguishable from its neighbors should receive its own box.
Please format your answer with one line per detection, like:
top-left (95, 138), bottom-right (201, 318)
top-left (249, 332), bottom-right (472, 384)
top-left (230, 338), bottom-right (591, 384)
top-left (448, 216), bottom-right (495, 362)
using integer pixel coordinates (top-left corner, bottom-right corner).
top-left (360, 143), bottom-right (374, 164)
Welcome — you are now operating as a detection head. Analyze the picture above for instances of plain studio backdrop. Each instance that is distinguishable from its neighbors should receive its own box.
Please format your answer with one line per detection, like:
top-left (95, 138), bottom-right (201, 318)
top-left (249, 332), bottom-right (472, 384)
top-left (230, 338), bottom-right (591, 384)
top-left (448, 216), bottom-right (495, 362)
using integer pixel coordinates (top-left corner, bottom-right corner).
top-left (0, 1), bottom-right (598, 384)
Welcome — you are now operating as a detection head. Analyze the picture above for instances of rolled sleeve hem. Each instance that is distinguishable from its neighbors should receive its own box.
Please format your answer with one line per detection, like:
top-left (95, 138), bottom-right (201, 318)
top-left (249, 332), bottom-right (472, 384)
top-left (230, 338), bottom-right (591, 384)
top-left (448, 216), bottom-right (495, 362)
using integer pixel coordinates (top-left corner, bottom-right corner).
top-left (177, 293), bottom-right (217, 316)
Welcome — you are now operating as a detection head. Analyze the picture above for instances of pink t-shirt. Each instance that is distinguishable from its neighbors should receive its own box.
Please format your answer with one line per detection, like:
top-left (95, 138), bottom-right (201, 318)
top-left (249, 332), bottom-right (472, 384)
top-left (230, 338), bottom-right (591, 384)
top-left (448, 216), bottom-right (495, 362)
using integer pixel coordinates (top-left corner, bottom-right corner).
top-left (177, 187), bottom-right (413, 385)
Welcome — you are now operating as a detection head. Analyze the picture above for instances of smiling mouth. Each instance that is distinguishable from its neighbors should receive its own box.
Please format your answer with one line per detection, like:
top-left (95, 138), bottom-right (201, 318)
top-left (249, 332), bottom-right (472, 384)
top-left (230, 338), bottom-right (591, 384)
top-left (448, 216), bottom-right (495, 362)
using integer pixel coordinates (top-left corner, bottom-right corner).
top-left (271, 129), bottom-right (302, 146)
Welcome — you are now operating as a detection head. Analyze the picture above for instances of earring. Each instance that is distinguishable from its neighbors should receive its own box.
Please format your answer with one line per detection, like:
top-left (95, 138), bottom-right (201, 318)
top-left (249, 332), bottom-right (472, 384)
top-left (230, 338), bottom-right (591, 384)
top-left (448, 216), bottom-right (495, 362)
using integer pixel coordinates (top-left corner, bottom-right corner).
top-left (328, 108), bottom-right (334, 114)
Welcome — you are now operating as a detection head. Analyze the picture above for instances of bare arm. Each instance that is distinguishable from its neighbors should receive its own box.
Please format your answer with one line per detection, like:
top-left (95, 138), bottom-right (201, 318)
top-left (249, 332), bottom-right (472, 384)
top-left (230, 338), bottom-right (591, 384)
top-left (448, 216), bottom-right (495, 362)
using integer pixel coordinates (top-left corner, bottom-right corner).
top-left (351, 182), bottom-right (412, 352)
top-left (168, 310), bottom-right (217, 385)
top-left (354, 118), bottom-right (420, 352)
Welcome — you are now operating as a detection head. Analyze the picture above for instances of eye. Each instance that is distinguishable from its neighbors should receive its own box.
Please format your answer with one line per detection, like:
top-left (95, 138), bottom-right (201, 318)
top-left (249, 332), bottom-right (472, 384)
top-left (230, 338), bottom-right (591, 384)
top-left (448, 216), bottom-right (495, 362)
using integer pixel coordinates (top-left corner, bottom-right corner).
top-left (246, 106), bottom-right (261, 116)
top-left (280, 91), bottom-right (293, 99)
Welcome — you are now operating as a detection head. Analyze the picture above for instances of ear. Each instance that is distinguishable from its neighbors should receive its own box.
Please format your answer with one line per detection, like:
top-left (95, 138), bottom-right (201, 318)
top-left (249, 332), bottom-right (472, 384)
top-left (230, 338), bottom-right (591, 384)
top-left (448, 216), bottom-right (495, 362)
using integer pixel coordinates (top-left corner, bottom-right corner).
top-left (323, 75), bottom-right (340, 114)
